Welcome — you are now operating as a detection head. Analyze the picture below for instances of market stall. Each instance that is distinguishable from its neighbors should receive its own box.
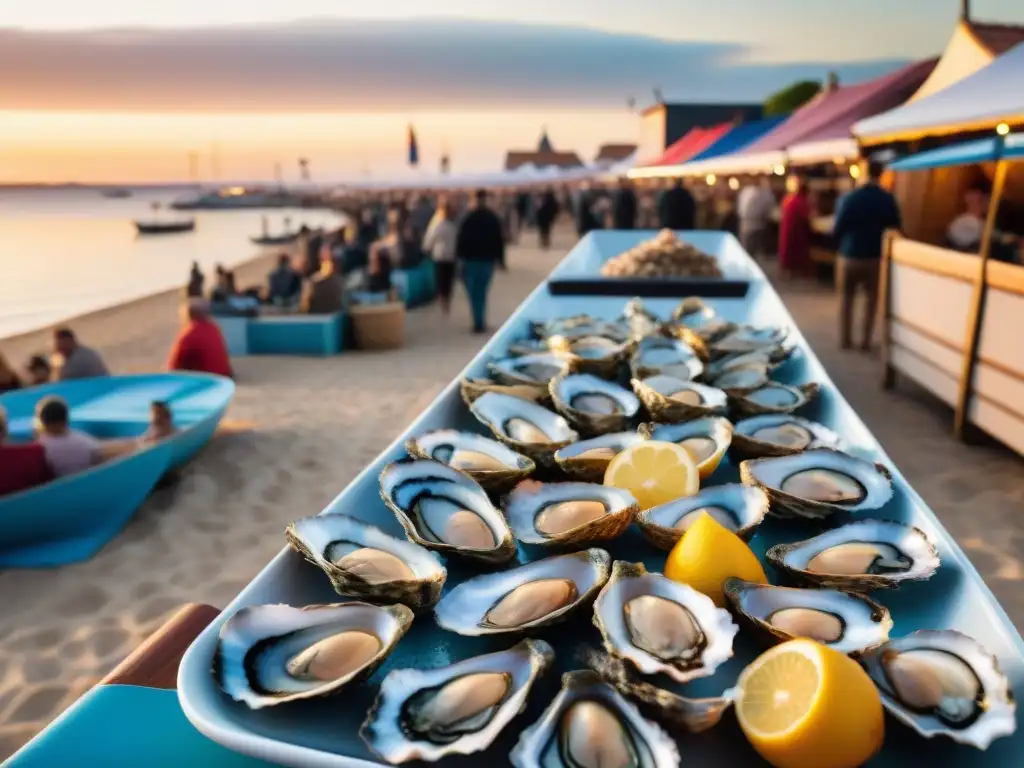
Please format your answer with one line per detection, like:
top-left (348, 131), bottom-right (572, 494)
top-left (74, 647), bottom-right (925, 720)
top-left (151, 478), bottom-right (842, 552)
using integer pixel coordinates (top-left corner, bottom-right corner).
top-left (629, 122), bottom-right (734, 178)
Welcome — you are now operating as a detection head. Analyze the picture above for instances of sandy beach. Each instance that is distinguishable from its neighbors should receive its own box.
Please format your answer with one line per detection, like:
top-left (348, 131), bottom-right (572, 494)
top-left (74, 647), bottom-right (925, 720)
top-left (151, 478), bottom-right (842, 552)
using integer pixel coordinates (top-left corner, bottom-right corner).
top-left (2, 230), bottom-right (1023, 760)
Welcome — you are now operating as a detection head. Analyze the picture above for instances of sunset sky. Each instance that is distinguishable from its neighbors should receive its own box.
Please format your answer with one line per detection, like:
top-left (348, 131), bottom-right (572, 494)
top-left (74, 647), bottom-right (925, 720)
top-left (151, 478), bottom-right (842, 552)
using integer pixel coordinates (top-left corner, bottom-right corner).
top-left (3, 0), bottom-right (1023, 184)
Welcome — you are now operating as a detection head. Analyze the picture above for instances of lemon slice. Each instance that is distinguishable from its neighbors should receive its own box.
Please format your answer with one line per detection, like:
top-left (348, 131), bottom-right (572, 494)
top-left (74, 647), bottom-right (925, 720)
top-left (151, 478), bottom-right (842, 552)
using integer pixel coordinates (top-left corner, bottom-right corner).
top-left (603, 440), bottom-right (699, 510)
top-left (664, 512), bottom-right (767, 606)
top-left (735, 639), bottom-right (884, 768)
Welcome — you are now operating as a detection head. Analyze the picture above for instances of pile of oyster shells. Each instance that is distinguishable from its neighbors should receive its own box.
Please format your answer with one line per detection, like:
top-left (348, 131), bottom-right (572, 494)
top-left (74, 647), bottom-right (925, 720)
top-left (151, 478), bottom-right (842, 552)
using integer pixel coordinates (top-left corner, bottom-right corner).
top-left (212, 297), bottom-right (1016, 765)
top-left (600, 229), bottom-right (723, 279)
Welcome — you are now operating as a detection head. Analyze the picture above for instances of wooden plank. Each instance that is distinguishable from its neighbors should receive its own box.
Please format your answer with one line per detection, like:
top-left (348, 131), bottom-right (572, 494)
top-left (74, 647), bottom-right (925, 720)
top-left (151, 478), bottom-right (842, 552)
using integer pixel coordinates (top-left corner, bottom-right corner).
top-left (100, 603), bottom-right (221, 690)
top-left (987, 260), bottom-right (1024, 295)
top-left (890, 238), bottom-right (978, 283)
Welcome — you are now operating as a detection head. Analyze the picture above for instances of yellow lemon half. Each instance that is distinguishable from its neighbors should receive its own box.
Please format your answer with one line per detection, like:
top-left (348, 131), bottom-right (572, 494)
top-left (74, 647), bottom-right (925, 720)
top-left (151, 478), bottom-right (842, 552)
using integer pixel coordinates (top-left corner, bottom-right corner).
top-left (735, 639), bottom-right (885, 768)
top-left (663, 511), bottom-right (767, 606)
top-left (603, 440), bottom-right (699, 510)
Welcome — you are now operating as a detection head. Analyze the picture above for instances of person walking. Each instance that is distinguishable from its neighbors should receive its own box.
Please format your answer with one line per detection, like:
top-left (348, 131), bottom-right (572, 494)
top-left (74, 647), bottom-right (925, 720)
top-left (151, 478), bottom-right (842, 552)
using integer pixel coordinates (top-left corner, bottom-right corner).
top-left (832, 162), bottom-right (902, 352)
top-left (737, 178), bottom-right (776, 258)
top-left (535, 188), bottom-right (559, 250)
top-left (612, 178), bottom-right (638, 230)
top-left (186, 262), bottom-right (205, 298)
top-left (658, 178), bottom-right (696, 230)
top-left (777, 175), bottom-right (812, 280)
top-left (455, 189), bottom-right (505, 334)
top-left (422, 197), bottom-right (459, 315)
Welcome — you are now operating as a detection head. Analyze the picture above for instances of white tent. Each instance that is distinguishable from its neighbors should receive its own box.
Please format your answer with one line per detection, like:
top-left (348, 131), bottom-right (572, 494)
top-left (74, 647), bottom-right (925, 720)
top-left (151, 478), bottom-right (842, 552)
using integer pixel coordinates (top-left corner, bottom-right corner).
top-left (856, 41), bottom-right (1024, 143)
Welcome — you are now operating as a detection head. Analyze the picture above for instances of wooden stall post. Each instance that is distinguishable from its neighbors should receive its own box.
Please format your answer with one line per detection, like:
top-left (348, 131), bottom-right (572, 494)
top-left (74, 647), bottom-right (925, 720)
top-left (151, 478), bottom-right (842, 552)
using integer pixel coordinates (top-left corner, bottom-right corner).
top-left (954, 152), bottom-right (1009, 439)
top-left (879, 229), bottom-right (897, 389)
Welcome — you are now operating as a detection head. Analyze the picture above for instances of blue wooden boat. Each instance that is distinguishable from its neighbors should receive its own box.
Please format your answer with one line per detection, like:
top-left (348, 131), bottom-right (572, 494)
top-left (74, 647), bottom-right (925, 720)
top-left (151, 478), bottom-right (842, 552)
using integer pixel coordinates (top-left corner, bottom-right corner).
top-left (178, 232), bottom-right (1024, 767)
top-left (0, 373), bottom-right (234, 567)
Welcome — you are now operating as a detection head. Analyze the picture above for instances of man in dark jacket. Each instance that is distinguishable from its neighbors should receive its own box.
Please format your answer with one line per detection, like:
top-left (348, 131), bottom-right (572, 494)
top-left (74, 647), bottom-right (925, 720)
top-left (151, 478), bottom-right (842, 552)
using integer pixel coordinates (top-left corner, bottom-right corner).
top-left (658, 178), bottom-right (696, 230)
top-left (832, 161), bottom-right (902, 352)
top-left (456, 189), bottom-right (506, 333)
top-left (612, 178), bottom-right (638, 230)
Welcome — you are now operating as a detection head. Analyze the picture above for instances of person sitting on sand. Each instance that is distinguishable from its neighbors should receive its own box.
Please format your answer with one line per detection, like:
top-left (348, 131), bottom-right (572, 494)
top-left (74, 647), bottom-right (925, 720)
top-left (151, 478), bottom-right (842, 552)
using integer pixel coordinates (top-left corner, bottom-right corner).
top-left (267, 253), bottom-right (303, 308)
top-left (301, 252), bottom-right (346, 314)
top-left (25, 355), bottom-right (52, 387)
top-left (53, 327), bottom-right (110, 382)
top-left (166, 298), bottom-right (233, 378)
top-left (187, 261), bottom-right (205, 298)
top-left (0, 351), bottom-right (22, 393)
top-left (34, 396), bottom-right (103, 478)
top-left (0, 405), bottom-right (53, 496)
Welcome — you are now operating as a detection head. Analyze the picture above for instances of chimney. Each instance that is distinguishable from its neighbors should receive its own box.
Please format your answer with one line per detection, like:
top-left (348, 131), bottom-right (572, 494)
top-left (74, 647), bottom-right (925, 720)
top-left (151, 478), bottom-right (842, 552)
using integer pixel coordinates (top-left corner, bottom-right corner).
top-left (825, 72), bottom-right (840, 93)
top-left (961, 0), bottom-right (971, 22)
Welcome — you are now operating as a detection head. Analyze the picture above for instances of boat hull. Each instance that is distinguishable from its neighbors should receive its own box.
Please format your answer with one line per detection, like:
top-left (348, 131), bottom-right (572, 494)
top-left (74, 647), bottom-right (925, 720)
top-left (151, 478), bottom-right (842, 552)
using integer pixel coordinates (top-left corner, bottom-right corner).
top-left (135, 220), bottom-right (196, 235)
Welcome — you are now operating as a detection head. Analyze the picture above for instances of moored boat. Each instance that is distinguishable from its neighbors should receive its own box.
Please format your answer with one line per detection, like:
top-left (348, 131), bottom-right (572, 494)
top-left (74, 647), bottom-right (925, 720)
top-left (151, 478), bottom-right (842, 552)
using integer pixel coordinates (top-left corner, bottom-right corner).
top-left (134, 219), bottom-right (196, 235)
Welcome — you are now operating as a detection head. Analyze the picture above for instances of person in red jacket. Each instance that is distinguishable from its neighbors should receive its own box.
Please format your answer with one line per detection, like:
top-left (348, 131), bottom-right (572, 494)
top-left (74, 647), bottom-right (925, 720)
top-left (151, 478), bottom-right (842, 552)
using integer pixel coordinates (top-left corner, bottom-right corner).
top-left (0, 405), bottom-right (53, 496)
top-left (166, 299), bottom-right (233, 378)
top-left (778, 174), bottom-right (813, 280)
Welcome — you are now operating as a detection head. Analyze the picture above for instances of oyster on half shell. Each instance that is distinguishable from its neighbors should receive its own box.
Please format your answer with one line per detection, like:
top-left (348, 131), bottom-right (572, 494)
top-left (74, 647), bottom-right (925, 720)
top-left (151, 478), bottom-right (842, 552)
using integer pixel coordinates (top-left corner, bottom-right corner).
top-left (859, 630), bottom-right (1016, 749)
top-left (550, 372), bottom-right (641, 436)
top-left (554, 431), bottom-right (648, 482)
top-left (767, 519), bottom-right (940, 591)
top-left (214, 602), bottom-right (413, 709)
top-left (671, 297), bottom-right (735, 342)
top-left (636, 484), bottom-right (768, 550)
top-left (459, 378), bottom-right (550, 407)
top-left (434, 549), bottom-right (611, 636)
top-left (361, 639), bottom-right (555, 764)
top-left (730, 414), bottom-right (844, 462)
top-left (510, 670), bottom-right (680, 768)
top-left (639, 417), bottom-right (733, 480)
top-left (710, 325), bottom-right (788, 355)
top-left (724, 578), bottom-right (892, 654)
top-left (379, 459), bottom-right (516, 564)
top-left (629, 336), bottom-right (705, 382)
top-left (489, 353), bottom-right (572, 387)
top-left (504, 481), bottom-right (639, 548)
top-left (285, 514), bottom-right (446, 610)
top-left (729, 381), bottom-right (820, 418)
top-left (632, 374), bottom-right (728, 423)
top-left (740, 448), bottom-right (893, 519)
top-left (469, 391), bottom-right (578, 468)
top-left (405, 429), bottom-right (535, 492)
top-left (548, 334), bottom-right (635, 378)
top-left (593, 561), bottom-right (738, 684)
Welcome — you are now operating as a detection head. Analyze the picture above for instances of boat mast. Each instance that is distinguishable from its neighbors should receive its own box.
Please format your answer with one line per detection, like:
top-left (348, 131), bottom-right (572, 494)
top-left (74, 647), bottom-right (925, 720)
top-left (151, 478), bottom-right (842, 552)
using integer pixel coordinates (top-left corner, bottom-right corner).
top-left (960, 0), bottom-right (970, 21)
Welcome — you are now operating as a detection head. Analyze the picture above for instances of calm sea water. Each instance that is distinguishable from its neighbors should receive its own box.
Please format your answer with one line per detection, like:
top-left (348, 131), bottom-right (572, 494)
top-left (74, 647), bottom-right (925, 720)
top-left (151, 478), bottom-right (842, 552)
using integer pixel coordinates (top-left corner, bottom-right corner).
top-left (0, 188), bottom-right (344, 338)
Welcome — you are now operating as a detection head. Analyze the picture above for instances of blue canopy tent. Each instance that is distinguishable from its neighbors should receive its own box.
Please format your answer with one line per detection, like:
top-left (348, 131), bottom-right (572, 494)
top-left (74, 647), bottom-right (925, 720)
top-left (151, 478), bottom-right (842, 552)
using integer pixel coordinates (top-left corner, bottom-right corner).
top-left (687, 115), bottom-right (790, 163)
top-left (888, 132), bottom-right (1024, 171)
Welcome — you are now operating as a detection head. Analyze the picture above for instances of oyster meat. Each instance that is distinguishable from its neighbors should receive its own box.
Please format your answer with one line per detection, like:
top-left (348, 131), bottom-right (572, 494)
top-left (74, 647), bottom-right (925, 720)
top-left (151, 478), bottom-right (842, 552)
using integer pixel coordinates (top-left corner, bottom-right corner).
top-left (630, 336), bottom-right (704, 381)
top-left (554, 431), bottom-right (647, 482)
top-left (469, 391), bottom-right (578, 467)
top-left (636, 483), bottom-right (768, 550)
top-left (361, 639), bottom-right (555, 763)
top-left (729, 381), bottom-right (819, 418)
top-left (710, 325), bottom-right (787, 355)
top-left (593, 561), bottom-right (738, 684)
top-left (379, 459), bottom-right (516, 564)
top-left (434, 549), bottom-right (611, 636)
top-left (639, 417), bottom-right (733, 480)
top-left (708, 362), bottom-right (772, 394)
top-left (632, 374), bottom-right (728, 423)
top-left (504, 481), bottom-right (639, 548)
top-left (405, 429), bottom-right (535, 492)
top-left (548, 334), bottom-right (634, 378)
top-left (510, 670), bottom-right (680, 767)
top-left (767, 519), bottom-right (940, 591)
top-left (489, 353), bottom-right (571, 387)
top-left (550, 373), bottom-right (641, 436)
top-left (740, 448), bottom-right (893, 519)
top-left (214, 602), bottom-right (413, 709)
top-left (285, 514), bottom-right (446, 610)
top-left (724, 578), bottom-right (892, 654)
top-left (860, 630), bottom-right (1016, 749)
top-left (731, 414), bottom-right (844, 461)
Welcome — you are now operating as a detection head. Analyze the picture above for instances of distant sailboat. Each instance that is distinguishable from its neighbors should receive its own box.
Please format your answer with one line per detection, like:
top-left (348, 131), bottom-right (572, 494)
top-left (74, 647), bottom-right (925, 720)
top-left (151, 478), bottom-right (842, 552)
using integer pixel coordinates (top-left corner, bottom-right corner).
top-left (134, 202), bottom-right (196, 236)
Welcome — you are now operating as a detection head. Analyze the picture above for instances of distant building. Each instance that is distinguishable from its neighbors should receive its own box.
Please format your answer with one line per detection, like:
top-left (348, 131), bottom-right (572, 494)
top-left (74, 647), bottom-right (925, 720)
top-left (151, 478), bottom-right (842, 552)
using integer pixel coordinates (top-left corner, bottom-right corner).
top-left (505, 129), bottom-right (584, 171)
top-left (594, 144), bottom-right (637, 165)
top-left (637, 103), bottom-right (763, 163)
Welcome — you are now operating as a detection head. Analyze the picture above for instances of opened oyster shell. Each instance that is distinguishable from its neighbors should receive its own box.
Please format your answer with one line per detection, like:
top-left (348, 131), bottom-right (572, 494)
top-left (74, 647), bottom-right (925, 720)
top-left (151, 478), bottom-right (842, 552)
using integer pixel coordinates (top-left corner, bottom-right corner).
top-left (550, 373), bottom-right (641, 436)
top-left (705, 345), bottom-right (794, 378)
top-left (629, 336), bottom-right (705, 381)
top-left (285, 514), bottom-right (446, 610)
top-left (379, 459), bottom-right (516, 564)
top-left (405, 429), bottom-right (535, 492)
top-left (505, 481), bottom-right (639, 548)
top-left (554, 431), bottom-right (647, 482)
top-left (214, 602), bottom-right (413, 709)
top-left (709, 362), bottom-right (772, 394)
top-left (548, 334), bottom-right (635, 378)
top-left (510, 670), bottom-right (680, 768)
top-left (361, 639), bottom-right (554, 764)
top-left (639, 417), bottom-right (733, 480)
top-left (740, 448), bottom-right (893, 519)
top-left (671, 297), bottom-right (735, 342)
top-left (459, 378), bottom-right (551, 407)
top-left (859, 630), bottom-right (1016, 749)
top-left (489, 352), bottom-right (572, 387)
top-left (724, 578), bottom-right (892, 654)
top-left (731, 414), bottom-right (844, 461)
top-left (622, 297), bottom-right (667, 340)
top-left (434, 549), bottom-right (611, 636)
top-left (584, 649), bottom-right (733, 733)
top-left (767, 519), bottom-right (940, 591)
top-left (632, 374), bottom-right (728, 423)
top-left (593, 561), bottom-right (738, 684)
top-left (729, 381), bottom-right (819, 418)
top-left (636, 484), bottom-right (768, 550)
top-left (710, 325), bottom-right (788, 355)
top-left (469, 391), bottom-right (578, 468)
top-left (535, 315), bottom-right (629, 343)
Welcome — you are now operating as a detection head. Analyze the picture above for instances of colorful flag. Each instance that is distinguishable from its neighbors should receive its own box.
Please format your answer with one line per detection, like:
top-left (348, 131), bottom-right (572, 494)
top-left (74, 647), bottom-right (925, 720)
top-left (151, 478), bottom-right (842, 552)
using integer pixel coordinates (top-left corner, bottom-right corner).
top-left (408, 125), bottom-right (419, 167)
